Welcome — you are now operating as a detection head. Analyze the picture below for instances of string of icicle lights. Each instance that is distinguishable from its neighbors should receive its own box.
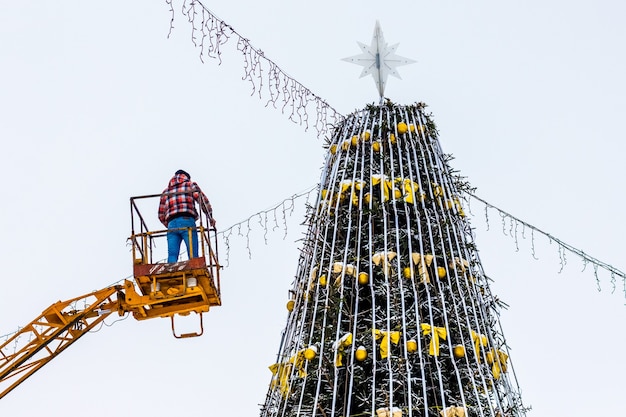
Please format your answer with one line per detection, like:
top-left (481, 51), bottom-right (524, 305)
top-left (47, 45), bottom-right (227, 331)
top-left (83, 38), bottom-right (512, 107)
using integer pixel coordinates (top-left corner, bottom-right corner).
top-left (467, 193), bottom-right (626, 297)
top-left (166, 0), bottom-right (343, 139)
top-left (218, 186), bottom-right (318, 267)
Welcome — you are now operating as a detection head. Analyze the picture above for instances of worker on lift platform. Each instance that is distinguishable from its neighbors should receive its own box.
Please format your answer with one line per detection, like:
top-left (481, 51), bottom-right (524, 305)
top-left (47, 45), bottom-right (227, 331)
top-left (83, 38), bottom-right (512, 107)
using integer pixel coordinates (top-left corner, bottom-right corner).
top-left (0, 178), bottom-right (223, 399)
top-left (128, 170), bottom-right (222, 328)
top-left (158, 169), bottom-right (216, 263)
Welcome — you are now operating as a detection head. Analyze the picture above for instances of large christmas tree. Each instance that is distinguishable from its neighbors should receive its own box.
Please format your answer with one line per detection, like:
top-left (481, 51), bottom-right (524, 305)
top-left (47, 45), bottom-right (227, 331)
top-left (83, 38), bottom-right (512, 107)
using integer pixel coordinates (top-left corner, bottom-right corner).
top-left (260, 101), bottom-right (527, 417)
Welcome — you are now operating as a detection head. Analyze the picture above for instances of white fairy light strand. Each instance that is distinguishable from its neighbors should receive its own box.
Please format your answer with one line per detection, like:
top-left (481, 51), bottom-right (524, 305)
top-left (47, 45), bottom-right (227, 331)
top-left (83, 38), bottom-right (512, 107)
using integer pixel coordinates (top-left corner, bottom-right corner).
top-left (467, 192), bottom-right (626, 297)
top-left (166, 0), bottom-right (343, 138)
top-left (218, 186), bottom-right (318, 266)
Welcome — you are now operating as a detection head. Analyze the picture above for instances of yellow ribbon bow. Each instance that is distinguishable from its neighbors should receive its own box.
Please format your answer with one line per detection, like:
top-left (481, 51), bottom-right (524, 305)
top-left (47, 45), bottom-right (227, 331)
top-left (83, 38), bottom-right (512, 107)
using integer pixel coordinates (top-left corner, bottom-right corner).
top-left (443, 197), bottom-right (465, 217)
top-left (332, 262), bottom-right (357, 277)
top-left (268, 361), bottom-right (290, 397)
top-left (344, 264), bottom-right (357, 277)
top-left (269, 349), bottom-right (307, 397)
top-left (449, 257), bottom-right (469, 274)
top-left (391, 178), bottom-right (403, 200)
top-left (338, 179), bottom-right (364, 207)
top-left (440, 406), bottom-right (466, 417)
top-left (432, 182), bottom-right (444, 198)
top-left (333, 332), bottom-right (353, 367)
top-left (304, 266), bottom-right (319, 300)
top-left (351, 191), bottom-right (360, 207)
top-left (373, 329), bottom-right (401, 359)
top-left (319, 188), bottom-right (339, 215)
top-left (411, 253), bottom-right (434, 283)
top-left (376, 407), bottom-right (402, 417)
top-left (292, 349), bottom-right (307, 378)
top-left (352, 180), bottom-right (365, 206)
top-left (372, 251), bottom-right (397, 276)
top-left (491, 349), bottom-right (509, 379)
top-left (421, 323), bottom-right (447, 356)
top-left (471, 330), bottom-right (488, 362)
top-left (372, 174), bottom-right (393, 202)
top-left (338, 180), bottom-right (353, 202)
top-left (402, 178), bottom-right (422, 204)
top-left (332, 262), bottom-right (357, 286)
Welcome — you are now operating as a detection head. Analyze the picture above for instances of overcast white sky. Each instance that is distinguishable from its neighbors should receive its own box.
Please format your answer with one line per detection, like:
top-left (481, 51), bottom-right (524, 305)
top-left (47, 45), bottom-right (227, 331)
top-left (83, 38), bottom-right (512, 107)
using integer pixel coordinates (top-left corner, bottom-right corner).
top-left (1, 1), bottom-right (625, 416)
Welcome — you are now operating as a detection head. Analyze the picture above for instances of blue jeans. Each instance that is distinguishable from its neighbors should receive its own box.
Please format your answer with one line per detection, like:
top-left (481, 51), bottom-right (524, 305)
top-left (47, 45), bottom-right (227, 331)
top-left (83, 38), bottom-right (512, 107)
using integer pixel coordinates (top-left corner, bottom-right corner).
top-left (167, 216), bottom-right (199, 263)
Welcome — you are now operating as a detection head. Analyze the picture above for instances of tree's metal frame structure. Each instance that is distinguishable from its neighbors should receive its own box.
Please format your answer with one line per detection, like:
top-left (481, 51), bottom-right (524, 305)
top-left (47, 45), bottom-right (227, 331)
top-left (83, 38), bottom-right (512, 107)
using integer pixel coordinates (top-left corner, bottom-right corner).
top-left (261, 102), bottom-right (526, 417)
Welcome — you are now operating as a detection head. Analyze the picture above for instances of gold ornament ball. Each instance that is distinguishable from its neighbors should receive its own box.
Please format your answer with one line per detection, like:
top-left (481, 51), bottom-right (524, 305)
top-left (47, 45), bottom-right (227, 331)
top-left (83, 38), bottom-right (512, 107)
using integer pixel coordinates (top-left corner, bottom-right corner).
top-left (319, 274), bottom-right (327, 286)
top-left (304, 347), bottom-right (317, 360)
top-left (437, 266), bottom-right (447, 279)
top-left (330, 144), bottom-right (337, 154)
top-left (406, 339), bottom-right (418, 353)
top-left (372, 141), bottom-right (381, 152)
top-left (358, 272), bottom-right (369, 285)
top-left (355, 346), bottom-right (368, 361)
top-left (409, 123), bottom-right (415, 133)
top-left (397, 122), bottom-right (408, 134)
top-left (361, 130), bottom-right (371, 141)
top-left (351, 135), bottom-right (359, 146)
top-left (389, 133), bottom-right (396, 144)
top-left (403, 267), bottom-right (413, 279)
top-left (453, 345), bottom-right (465, 358)
top-left (286, 299), bottom-right (295, 312)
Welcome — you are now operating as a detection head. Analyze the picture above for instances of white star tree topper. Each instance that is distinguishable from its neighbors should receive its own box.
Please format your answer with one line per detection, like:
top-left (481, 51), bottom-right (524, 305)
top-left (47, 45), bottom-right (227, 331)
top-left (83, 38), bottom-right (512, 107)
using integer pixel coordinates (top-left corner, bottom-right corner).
top-left (342, 21), bottom-right (416, 100)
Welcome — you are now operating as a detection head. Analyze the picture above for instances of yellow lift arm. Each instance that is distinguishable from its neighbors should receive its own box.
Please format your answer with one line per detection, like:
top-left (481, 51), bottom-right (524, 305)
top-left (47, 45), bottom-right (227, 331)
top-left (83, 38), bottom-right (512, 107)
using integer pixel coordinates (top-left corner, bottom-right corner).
top-left (0, 286), bottom-right (123, 399)
top-left (0, 257), bottom-right (221, 400)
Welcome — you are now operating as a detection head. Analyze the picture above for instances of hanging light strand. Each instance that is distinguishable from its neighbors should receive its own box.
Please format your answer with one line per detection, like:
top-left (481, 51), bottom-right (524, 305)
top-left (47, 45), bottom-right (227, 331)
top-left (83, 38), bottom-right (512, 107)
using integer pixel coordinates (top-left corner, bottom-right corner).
top-left (217, 186), bottom-right (318, 266)
top-left (166, 0), bottom-right (343, 138)
top-left (468, 192), bottom-right (626, 297)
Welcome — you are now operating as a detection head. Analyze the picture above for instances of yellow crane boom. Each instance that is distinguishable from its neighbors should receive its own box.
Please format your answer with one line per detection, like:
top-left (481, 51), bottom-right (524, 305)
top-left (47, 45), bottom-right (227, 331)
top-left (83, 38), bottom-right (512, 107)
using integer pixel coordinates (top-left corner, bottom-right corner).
top-left (0, 286), bottom-right (123, 399)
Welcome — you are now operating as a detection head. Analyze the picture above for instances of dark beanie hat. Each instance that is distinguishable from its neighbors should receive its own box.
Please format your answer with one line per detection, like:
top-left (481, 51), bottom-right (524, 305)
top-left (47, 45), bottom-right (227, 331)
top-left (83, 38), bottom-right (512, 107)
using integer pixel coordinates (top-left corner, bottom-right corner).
top-left (175, 169), bottom-right (190, 179)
